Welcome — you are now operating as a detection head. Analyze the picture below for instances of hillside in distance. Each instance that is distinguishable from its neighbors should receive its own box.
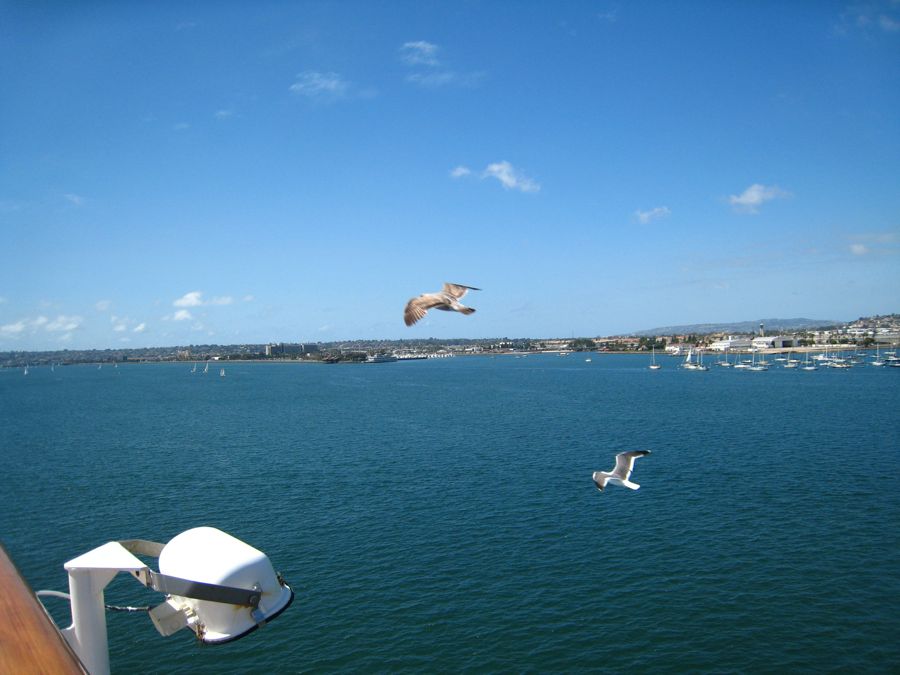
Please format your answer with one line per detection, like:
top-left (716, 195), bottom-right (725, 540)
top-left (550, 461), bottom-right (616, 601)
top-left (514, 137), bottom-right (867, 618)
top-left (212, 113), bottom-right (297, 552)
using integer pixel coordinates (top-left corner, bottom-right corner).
top-left (631, 318), bottom-right (842, 337)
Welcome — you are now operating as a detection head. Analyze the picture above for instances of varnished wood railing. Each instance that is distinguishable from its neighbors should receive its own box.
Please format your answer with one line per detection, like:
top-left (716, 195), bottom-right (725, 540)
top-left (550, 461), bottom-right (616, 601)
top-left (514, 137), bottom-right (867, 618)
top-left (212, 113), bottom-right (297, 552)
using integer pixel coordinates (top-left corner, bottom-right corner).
top-left (0, 544), bottom-right (86, 673)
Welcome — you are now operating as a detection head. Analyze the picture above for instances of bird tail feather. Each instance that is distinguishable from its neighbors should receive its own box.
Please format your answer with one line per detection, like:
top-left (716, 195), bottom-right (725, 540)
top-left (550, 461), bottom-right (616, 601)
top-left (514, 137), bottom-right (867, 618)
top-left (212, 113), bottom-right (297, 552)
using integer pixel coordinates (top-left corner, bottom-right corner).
top-left (460, 307), bottom-right (475, 315)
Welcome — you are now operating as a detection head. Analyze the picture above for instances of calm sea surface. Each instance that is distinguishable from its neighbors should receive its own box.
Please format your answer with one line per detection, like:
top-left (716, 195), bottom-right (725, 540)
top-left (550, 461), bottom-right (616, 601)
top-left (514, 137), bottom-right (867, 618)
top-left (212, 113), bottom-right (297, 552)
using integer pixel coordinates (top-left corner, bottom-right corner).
top-left (2, 355), bottom-right (899, 673)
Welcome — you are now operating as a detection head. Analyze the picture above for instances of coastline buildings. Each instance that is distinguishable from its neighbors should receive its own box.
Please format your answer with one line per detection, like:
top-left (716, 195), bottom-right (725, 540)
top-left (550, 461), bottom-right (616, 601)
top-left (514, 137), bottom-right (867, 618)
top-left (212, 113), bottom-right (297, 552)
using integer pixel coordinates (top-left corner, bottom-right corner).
top-left (3, 315), bottom-right (898, 368)
top-left (751, 335), bottom-right (796, 349)
top-left (708, 336), bottom-right (754, 351)
top-left (265, 343), bottom-right (318, 357)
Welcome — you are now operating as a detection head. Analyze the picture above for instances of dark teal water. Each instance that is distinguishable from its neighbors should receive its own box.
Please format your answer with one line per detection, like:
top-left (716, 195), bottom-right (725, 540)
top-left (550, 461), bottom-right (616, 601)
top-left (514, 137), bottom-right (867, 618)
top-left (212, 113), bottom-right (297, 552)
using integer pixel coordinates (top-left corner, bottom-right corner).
top-left (2, 356), bottom-right (899, 672)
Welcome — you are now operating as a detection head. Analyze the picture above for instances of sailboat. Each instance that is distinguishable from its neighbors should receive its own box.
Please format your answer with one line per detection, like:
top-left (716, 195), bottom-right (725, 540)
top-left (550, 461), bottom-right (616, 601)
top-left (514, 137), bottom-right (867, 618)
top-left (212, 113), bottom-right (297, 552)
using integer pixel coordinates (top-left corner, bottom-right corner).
top-left (203, 361), bottom-right (209, 374)
top-left (23, 364), bottom-right (29, 376)
top-left (649, 346), bottom-right (661, 370)
top-left (783, 350), bottom-right (799, 368)
top-left (871, 344), bottom-right (884, 367)
top-left (717, 348), bottom-right (732, 367)
top-left (800, 351), bottom-right (817, 371)
top-left (695, 349), bottom-right (709, 371)
top-left (748, 350), bottom-right (768, 371)
top-left (219, 368), bottom-right (225, 377)
top-left (827, 351), bottom-right (852, 368)
top-left (813, 346), bottom-right (828, 361)
top-left (191, 363), bottom-right (197, 374)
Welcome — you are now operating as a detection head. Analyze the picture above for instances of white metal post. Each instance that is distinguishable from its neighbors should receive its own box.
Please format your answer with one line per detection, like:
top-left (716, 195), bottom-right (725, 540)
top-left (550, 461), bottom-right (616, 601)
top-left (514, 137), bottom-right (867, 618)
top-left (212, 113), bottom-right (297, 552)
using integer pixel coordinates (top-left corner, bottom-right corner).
top-left (61, 567), bottom-right (117, 675)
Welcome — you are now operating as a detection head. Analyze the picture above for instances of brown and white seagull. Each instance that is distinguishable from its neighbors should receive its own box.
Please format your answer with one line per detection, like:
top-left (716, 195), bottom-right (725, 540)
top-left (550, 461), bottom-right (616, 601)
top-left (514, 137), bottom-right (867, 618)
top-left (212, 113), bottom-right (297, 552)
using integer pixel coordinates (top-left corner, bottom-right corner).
top-left (592, 450), bottom-right (651, 491)
top-left (404, 282), bottom-right (480, 326)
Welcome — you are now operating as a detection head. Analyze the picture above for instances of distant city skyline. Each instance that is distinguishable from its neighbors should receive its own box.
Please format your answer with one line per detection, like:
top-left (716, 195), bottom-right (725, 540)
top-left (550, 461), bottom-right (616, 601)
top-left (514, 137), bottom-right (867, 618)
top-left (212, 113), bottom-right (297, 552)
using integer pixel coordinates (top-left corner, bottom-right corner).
top-left (2, 2), bottom-right (899, 350)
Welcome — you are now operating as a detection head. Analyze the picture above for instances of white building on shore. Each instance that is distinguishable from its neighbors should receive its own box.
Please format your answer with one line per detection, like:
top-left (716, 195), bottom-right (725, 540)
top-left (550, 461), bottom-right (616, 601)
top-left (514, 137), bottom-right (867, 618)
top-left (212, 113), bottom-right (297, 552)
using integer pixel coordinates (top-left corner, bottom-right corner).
top-left (708, 336), bottom-right (754, 351)
top-left (751, 335), bottom-right (796, 349)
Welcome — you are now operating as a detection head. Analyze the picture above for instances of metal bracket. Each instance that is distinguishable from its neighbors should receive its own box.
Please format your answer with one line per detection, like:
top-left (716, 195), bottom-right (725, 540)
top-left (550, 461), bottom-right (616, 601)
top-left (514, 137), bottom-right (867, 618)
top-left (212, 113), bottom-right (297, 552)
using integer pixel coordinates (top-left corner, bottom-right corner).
top-left (120, 539), bottom-right (260, 608)
top-left (133, 568), bottom-right (261, 607)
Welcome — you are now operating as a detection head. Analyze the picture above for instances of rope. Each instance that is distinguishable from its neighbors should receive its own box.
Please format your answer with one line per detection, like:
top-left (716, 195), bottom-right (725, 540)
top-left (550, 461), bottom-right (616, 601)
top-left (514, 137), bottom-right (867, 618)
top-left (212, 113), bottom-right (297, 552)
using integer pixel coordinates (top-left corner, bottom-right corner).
top-left (37, 590), bottom-right (150, 613)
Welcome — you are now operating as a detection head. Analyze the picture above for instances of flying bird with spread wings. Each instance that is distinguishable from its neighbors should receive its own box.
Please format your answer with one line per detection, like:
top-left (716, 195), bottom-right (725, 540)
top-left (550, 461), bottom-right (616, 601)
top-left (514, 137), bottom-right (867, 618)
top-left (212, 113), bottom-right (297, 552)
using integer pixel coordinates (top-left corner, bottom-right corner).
top-left (592, 450), bottom-right (651, 491)
top-left (404, 282), bottom-right (480, 326)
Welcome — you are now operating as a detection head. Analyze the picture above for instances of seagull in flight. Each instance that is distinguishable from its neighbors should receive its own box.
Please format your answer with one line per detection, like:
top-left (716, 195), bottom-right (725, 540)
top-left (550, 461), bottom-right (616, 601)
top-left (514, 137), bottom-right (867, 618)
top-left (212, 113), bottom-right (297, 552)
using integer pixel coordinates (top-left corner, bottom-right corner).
top-left (592, 450), bottom-right (651, 491)
top-left (404, 282), bottom-right (480, 326)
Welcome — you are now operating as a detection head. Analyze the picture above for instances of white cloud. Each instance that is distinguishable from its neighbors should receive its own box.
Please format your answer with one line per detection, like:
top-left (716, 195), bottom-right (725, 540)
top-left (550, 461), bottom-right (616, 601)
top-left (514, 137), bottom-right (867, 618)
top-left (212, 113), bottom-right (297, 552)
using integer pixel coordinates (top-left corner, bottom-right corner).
top-left (728, 183), bottom-right (790, 213)
top-left (597, 8), bottom-right (618, 22)
top-left (483, 161), bottom-right (540, 193)
top-left (173, 309), bottom-right (192, 321)
top-left (401, 41), bottom-right (440, 66)
top-left (95, 300), bottom-right (111, 311)
top-left (1, 315), bottom-right (83, 338)
top-left (401, 40), bottom-right (482, 88)
top-left (880, 14), bottom-right (900, 31)
top-left (835, 5), bottom-right (900, 36)
top-left (64, 193), bottom-right (85, 207)
top-left (111, 315), bottom-right (145, 333)
top-left (173, 122), bottom-right (190, 131)
top-left (174, 291), bottom-right (204, 307)
top-left (45, 315), bottom-right (82, 332)
top-left (3, 314), bottom-right (81, 337)
top-left (214, 109), bottom-right (235, 119)
top-left (635, 206), bottom-right (671, 224)
top-left (289, 71), bottom-right (349, 99)
top-left (450, 166), bottom-right (471, 178)
top-left (850, 243), bottom-right (870, 255)
top-left (1, 320), bottom-right (26, 335)
top-left (173, 291), bottom-right (234, 308)
top-left (243, 295), bottom-right (255, 302)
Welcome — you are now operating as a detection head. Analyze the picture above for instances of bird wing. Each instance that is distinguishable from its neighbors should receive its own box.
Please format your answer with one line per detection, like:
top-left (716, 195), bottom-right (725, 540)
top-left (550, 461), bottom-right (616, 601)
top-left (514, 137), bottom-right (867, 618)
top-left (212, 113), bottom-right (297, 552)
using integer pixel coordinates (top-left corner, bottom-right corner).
top-left (442, 283), bottom-right (480, 299)
top-left (613, 450), bottom-right (650, 478)
top-left (404, 294), bottom-right (445, 326)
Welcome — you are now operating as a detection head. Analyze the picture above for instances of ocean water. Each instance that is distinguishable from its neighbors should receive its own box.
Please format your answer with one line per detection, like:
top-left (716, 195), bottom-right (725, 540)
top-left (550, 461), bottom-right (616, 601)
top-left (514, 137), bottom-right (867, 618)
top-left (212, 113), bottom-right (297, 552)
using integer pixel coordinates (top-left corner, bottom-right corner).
top-left (1, 355), bottom-right (899, 673)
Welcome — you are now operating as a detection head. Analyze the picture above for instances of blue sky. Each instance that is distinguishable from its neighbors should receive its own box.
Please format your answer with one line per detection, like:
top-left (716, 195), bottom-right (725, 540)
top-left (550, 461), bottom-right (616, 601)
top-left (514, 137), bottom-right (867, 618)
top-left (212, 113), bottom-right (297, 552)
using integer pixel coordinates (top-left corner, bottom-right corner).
top-left (2, 1), bottom-right (898, 350)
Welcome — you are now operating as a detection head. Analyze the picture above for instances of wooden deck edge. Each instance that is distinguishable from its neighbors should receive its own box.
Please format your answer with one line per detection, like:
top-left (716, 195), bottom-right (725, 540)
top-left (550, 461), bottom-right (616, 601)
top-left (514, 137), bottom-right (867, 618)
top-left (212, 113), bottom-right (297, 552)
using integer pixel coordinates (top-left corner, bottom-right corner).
top-left (0, 543), bottom-right (87, 674)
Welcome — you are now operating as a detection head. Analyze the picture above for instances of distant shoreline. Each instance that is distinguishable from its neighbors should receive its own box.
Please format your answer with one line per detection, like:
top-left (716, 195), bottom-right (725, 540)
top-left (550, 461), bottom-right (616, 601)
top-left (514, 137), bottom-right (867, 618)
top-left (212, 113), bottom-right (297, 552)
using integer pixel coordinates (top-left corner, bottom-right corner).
top-left (3, 345), bottom-right (889, 369)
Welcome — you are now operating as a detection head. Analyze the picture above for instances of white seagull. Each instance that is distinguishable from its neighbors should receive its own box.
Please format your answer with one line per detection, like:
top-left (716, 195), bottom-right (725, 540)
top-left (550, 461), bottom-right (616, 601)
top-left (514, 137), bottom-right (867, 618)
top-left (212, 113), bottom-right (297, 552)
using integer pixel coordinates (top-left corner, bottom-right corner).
top-left (404, 282), bottom-right (480, 327)
top-left (592, 450), bottom-right (651, 491)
